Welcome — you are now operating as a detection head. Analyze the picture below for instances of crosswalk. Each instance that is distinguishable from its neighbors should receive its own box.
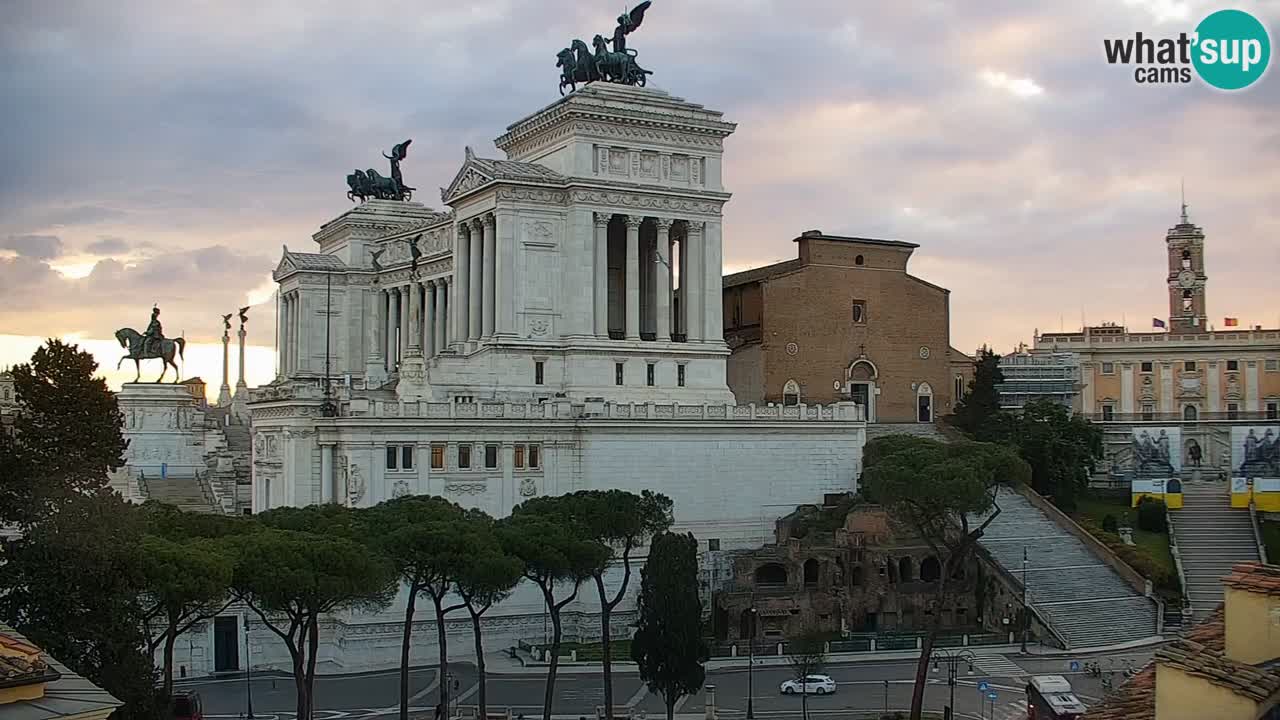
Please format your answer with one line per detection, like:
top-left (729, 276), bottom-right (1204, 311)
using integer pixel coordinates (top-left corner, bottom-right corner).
top-left (971, 654), bottom-right (1028, 678)
top-left (990, 699), bottom-right (1028, 720)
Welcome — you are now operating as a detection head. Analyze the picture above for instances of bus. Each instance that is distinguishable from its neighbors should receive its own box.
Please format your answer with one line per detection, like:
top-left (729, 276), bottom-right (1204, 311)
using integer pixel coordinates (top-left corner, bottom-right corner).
top-left (1026, 675), bottom-right (1087, 720)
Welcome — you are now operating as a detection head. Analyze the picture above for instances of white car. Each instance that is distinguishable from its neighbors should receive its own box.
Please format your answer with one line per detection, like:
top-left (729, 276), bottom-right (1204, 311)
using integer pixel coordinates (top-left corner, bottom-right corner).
top-left (780, 674), bottom-right (837, 695)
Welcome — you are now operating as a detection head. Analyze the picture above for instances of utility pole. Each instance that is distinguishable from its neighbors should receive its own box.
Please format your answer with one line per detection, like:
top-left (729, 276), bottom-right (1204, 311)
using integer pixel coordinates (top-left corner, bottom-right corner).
top-left (746, 604), bottom-right (757, 720)
top-left (244, 617), bottom-right (254, 719)
top-left (1021, 545), bottom-right (1030, 653)
top-left (931, 648), bottom-right (975, 720)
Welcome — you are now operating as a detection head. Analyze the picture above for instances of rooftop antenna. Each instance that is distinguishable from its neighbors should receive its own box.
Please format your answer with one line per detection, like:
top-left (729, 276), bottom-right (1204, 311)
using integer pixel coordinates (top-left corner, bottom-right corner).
top-left (1180, 178), bottom-right (1189, 223)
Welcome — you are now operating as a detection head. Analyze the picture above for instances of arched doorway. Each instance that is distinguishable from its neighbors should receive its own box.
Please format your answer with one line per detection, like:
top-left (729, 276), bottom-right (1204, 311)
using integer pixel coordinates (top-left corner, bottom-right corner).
top-left (783, 379), bottom-right (801, 407)
top-left (920, 556), bottom-right (941, 582)
top-left (847, 359), bottom-right (878, 421)
top-left (755, 563), bottom-right (788, 587)
top-left (803, 558), bottom-right (820, 586)
top-left (1183, 404), bottom-right (1198, 421)
top-left (917, 382), bottom-right (934, 423)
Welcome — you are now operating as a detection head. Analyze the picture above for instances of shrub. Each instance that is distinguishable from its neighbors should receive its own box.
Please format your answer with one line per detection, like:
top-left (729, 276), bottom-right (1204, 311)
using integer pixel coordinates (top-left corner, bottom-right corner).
top-left (1102, 514), bottom-right (1119, 534)
top-left (1136, 497), bottom-right (1168, 533)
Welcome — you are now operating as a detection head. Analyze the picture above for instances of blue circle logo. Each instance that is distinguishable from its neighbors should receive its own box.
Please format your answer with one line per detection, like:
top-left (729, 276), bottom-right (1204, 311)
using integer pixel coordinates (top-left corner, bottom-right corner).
top-left (1192, 9), bottom-right (1271, 90)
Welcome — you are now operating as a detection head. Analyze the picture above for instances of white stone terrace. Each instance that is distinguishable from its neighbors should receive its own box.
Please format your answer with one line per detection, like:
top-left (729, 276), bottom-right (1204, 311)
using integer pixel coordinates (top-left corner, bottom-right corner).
top-left (340, 398), bottom-right (865, 423)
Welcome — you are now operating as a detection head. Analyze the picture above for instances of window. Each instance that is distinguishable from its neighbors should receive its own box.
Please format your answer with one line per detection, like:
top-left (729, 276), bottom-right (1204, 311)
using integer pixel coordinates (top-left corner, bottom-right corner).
top-left (402, 446), bottom-right (414, 471)
top-left (1227, 403), bottom-right (1240, 420)
top-left (514, 445), bottom-right (525, 469)
top-left (1101, 362), bottom-right (1115, 375)
top-left (1267, 359), bottom-right (1279, 372)
top-left (646, 363), bottom-right (656, 387)
top-left (1227, 360), bottom-right (1239, 371)
top-left (528, 444), bottom-right (540, 468)
top-left (1182, 290), bottom-right (1194, 313)
top-left (783, 379), bottom-right (801, 407)
top-left (386, 445), bottom-right (414, 471)
top-left (1181, 249), bottom-right (1192, 270)
top-left (677, 364), bottom-right (686, 387)
top-left (2, 388), bottom-right (8, 400)
top-left (1141, 361), bottom-right (1153, 373)
top-left (458, 444), bottom-right (472, 469)
top-left (615, 362), bottom-right (624, 386)
top-left (1142, 404), bottom-right (1154, 422)
top-left (1102, 404), bottom-right (1115, 421)
top-left (386, 446), bottom-right (398, 470)
top-left (535, 361), bottom-right (545, 385)
top-left (855, 254), bottom-right (865, 266)
top-left (1183, 405), bottom-right (1198, 421)
top-left (708, 539), bottom-right (720, 551)
top-left (1184, 361), bottom-right (1197, 372)
top-left (430, 445), bottom-right (445, 469)
top-left (954, 375), bottom-right (964, 402)
top-left (454, 395), bottom-right (475, 404)
top-left (484, 444), bottom-right (498, 469)
top-left (1268, 402), bottom-right (1279, 420)
top-left (851, 300), bottom-right (867, 324)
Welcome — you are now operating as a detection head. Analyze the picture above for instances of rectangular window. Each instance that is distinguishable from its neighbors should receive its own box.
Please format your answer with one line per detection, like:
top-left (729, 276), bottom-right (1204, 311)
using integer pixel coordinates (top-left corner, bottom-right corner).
top-left (485, 444), bottom-right (499, 469)
top-left (528, 444), bottom-right (540, 469)
top-left (1102, 405), bottom-right (1115, 421)
top-left (851, 300), bottom-right (867, 324)
top-left (1101, 362), bottom-right (1115, 375)
top-left (386, 446), bottom-right (398, 470)
top-left (1228, 403), bottom-right (1240, 420)
top-left (1142, 404), bottom-right (1154, 422)
top-left (647, 363), bottom-right (655, 387)
top-left (401, 446), bottom-right (414, 471)
top-left (535, 361), bottom-right (545, 385)
top-left (677, 364), bottom-right (686, 387)
top-left (1268, 402), bottom-right (1279, 420)
top-left (1141, 361), bottom-right (1153, 373)
top-left (1185, 361), bottom-right (1197, 371)
top-left (515, 445), bottom-right (527, 469)
top-left (430, 445), bottom-right (445, 469)
top-left (1267, 359), bottom-right (1279, 371)
top-left (615, 362), bottom-right (624, 386)
top-left (708, 539), bottom-right (721, 551)
top-left (1227, 359), bottom-right (1239, 371)
top-left (458, 444), bottom-right (471, 469)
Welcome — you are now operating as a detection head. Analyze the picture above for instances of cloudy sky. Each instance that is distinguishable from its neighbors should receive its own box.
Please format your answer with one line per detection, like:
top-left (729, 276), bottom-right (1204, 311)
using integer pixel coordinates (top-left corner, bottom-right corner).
top-left (2, 0), bottom-right (1278, 396)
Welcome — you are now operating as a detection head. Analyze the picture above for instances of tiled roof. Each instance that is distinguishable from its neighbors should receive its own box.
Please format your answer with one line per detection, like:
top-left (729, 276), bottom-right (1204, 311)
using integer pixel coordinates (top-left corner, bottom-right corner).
top-left (722, 259), bottom-right (803, 288)
top-left (1223, 562), bottom-right (1280, 596)
top-left (0, 623), bottom-right (121, 720)
top-left (0, 652), bottom-right (54, 683)
top-left (471, 156), bottom-right (565, 183)
top-left (285, 252), bottom-right (346, 271)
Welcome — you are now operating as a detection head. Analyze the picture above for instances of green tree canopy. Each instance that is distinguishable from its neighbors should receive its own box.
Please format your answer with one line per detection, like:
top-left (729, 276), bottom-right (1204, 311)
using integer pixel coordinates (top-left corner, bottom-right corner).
top-left (453, 514), bottom-right (523, 720)
top-left (999, 399), bottom-right (1102, 511)
top-left (952, 346), bottom-right (1006, 441)
top-left (630, 532), bottom-right (707, 720)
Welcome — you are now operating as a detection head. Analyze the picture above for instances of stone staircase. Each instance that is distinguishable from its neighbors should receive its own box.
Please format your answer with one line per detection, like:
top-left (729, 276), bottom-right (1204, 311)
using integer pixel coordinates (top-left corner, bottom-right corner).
top-left (975, 488), bottom-right (1160, 649)
top-left (142, 472), bottom-right (219, 513)
top-left (1171, 481), bottom-right (1260, 620)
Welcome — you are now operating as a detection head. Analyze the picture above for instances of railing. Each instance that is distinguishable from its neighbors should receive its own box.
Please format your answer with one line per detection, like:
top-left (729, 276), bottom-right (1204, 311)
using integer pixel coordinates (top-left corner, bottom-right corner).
top-left (1249, 499), bottom-right (1269, 565)
top-left (1166, 507), bottom-right (1193, 623)
top-left (1092, 411), bottom-right (1277, 423)
top-left (342, 398), bottom-right (866, 423)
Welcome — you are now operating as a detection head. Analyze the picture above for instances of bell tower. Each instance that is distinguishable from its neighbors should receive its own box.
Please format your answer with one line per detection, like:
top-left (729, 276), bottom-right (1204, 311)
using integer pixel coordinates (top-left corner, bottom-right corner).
top-left (1166, 195), bottom-right (1206, 333)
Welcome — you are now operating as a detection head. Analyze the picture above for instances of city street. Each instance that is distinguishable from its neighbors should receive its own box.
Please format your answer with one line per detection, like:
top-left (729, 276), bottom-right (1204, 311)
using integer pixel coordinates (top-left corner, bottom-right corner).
top-left (184, 649), bottom-right (1153, 720)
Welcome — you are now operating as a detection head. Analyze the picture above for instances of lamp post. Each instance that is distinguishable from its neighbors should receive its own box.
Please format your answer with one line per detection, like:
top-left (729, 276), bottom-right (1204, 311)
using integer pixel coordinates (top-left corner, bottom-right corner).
top-left (930, 648), bottom-right (975, 720)
top-left (244, 616), bottom-right (254, 719)
top-left (1020, 545), bottom-right (1030, 653)
top-left (746, 605), bottom-right (757, 720)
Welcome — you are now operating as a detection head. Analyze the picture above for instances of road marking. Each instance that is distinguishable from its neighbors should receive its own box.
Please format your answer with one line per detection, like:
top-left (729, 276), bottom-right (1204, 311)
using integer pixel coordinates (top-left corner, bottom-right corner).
top-left (971, 654), bottom-right (1028, 678)
top-left (375, 669), bottom-right (439, 714)
top-left (624, 683), bottom-right (648, 708)
top-left (455, 682), bottom-right (479, 704)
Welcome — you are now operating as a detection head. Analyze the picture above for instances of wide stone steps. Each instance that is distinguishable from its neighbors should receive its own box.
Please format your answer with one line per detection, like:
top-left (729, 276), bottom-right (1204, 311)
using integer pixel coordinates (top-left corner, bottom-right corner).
top-left (973, 488), bottom-right (1159, 649)
top-left (1170, 482), bottom-right (1260, 620)
top-left (145, 476), bottom-right (219, 514)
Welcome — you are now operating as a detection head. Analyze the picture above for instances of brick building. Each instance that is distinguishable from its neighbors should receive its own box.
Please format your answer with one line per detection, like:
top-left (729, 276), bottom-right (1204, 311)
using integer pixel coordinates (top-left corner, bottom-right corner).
top-left (723, 230), bottom-right (973, 423)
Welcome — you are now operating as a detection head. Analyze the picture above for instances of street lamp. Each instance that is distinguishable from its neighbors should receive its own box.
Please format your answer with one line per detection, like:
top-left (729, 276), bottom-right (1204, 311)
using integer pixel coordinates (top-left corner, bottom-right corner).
top-left (1020, 545), bottom-right (1030, 654)
top-left (746, 605), bottom-right (758, 720)
top-left (930, 648), bottom-right (975, 720)
top-left (244, 616), bottom-right (255, 719)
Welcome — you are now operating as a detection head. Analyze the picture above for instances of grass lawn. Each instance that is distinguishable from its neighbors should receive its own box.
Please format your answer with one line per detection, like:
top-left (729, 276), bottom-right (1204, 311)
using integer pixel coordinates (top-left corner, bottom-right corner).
top-left (1261, 519), bottom-right (1280, 564)
top-left (1072, 493), bottom-right (1176, 579)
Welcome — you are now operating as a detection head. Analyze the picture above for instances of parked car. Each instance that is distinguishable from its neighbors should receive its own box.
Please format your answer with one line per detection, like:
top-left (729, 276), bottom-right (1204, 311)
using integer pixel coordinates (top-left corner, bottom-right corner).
top-left (169, 691), bottom-right (203, 720)
top-left (780, 674), bottom-right (837, 695)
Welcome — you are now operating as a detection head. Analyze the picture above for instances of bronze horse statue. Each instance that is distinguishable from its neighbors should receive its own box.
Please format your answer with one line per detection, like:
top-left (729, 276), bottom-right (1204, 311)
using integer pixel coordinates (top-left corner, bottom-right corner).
top-left (115, 327), bottom-right (186, 382)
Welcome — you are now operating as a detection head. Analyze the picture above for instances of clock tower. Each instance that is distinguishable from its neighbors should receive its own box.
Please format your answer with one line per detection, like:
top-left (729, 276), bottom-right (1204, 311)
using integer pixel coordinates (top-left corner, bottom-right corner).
top-left (1166, 200), bottom-right (1206, 333)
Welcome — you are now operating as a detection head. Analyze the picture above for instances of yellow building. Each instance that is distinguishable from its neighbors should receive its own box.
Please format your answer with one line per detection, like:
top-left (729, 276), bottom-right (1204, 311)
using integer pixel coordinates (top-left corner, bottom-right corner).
top-left (0, 623), bottom-right (122, 720)
top-left (1086, 562), bottom-right (1280, 720)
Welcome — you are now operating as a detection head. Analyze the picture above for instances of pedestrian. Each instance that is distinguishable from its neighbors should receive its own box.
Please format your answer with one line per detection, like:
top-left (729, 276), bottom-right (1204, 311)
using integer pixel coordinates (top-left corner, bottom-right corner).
top-left (434, 703), bottom-right (443, 720)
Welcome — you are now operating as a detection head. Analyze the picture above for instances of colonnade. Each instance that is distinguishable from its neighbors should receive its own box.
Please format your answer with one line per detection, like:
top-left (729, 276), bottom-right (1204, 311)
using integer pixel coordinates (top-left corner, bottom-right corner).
top-left (277, 290), bottom-right (303, 374)
top-left (368, 277), bottom-right (451, 374)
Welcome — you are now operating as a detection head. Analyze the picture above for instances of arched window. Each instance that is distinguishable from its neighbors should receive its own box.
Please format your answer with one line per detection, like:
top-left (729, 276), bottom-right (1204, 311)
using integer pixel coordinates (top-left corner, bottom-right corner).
top-left (851, 565), bottom-right (864, 587)
top-left (803, 559), bottom-right (820, 586)
top-left (855, 254), bottom-right (865, 266)
top-left (920, 556), bottom-right (942, 582)
top-left (755, 563), bottom-right (788, 587)
top-left (1181, 249), bottom-right (1192, 270)
top-left (782, 379), bottom-right (801, 407)
top-left (1182, 290), bottom-right (1194, 313)
top-left (954, 375), bottom-right (965, 403)
top-left (917, 382), bottom-right (934, 423)
top-left (898, 557), bottom-right (914, 582)
top-left (1183, 404), bottom-right (1198, 421)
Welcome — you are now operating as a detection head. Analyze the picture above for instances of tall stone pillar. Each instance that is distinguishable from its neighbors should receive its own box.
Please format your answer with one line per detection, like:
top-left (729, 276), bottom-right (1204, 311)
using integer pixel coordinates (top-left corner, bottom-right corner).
top-left (236, 320), bottom-right (248, 392)
top-left (624, 215), bottom-right (642, 340)
top-left (320, 444), bottom-right (335, 504)
top-left (384, 289), bottom-right (396, 372)
top-left (455, 224), bottom-right (471, 347)
top-left (407, 282), bottom-right (423, 353)
top-left (468, 218), bottom-right (483, 341)
top-left (703, 220), bottom-right (724, 343)
top-left (655, 218), bottom-right (673, 341)
top-left (218, 325), bottom-right (232, 405)
top-left (398, 286), bottom-right (410, 362)
top-left (277, 291), bottom-right (287, 376)
top-left (366, 286), bottom-right (387, 386)
top-left (482, 214), bottom-right (496, 339)
top-left (593, 213), bottom-right (610, 338)
top-left (677, 227), bottom-right (688, 339)
top-left (435, 279), bottom-right (448, 355)
top-left (423, 281), bottom-right (436, 358)
top-left (685, 222), bottom-right (704, 341)
top-left (232, 315), bottom-right (249, 420)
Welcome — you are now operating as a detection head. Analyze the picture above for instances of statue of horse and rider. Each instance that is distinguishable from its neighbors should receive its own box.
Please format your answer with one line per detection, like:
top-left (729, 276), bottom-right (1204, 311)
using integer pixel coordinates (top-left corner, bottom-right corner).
top-left (347, 139), bottom-right (415, 202)
top-left (115, 306), bottom-right (186, 383)
top-left (557, 2), bottom-right (653, 95)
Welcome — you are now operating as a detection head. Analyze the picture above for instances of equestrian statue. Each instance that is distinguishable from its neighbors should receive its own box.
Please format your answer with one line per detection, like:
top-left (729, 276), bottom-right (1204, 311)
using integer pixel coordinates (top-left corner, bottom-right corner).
top-left (558, 2), bottom-right (653, 95)
top-left (115, 305), bottom-right (187, 383)
top-left (347, 139), bottom-right (415, 203)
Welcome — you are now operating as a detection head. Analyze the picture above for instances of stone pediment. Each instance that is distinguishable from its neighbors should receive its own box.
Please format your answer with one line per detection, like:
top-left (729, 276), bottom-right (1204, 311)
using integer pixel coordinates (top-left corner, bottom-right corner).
top-left (274, 245), bottom-right (347, 280)
top-left (441, 146), bottom-right (566, 204)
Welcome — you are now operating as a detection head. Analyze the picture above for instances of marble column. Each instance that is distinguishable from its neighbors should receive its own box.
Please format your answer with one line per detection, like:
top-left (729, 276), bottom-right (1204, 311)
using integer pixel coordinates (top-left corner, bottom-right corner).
top-left (624, 215), bottom-right (642, 340)
top-left (366, 286), bottom-right (384, 379)
top-left (482, 214), bottom-right (496, 339)
top-left (455, 224), bottom-right (471, 346)
top-left (684, 222), bottom-right (704, 342)
top-left (277, 291), bottom-right (287, 375)
top-left (219, 327), bottom-right (232, 405)
top-left (408, 281), bottom-right (423, 352)
top-left (468, 218), bottom-right (483, 341)
top-left (655, 218), bottom-right (673, 341)
top-left (677, 227), bottom-right (688, 339)
top-left (423, 280), bottom-right (436, 358)
top-left (384, 289), bottom-right (396, 372)
top-left (435, 278), bottom-right (448, 354)
top-left (236, 322), bottom-right (248, 392)
top-left (593, 213), bottom-right (610, 338)
top-left (398, 285), bottom-right (410, 362)
top-left (287, 293), bottom-right (297, 372)
top-left (320, 444), bottom-right (334, 504)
